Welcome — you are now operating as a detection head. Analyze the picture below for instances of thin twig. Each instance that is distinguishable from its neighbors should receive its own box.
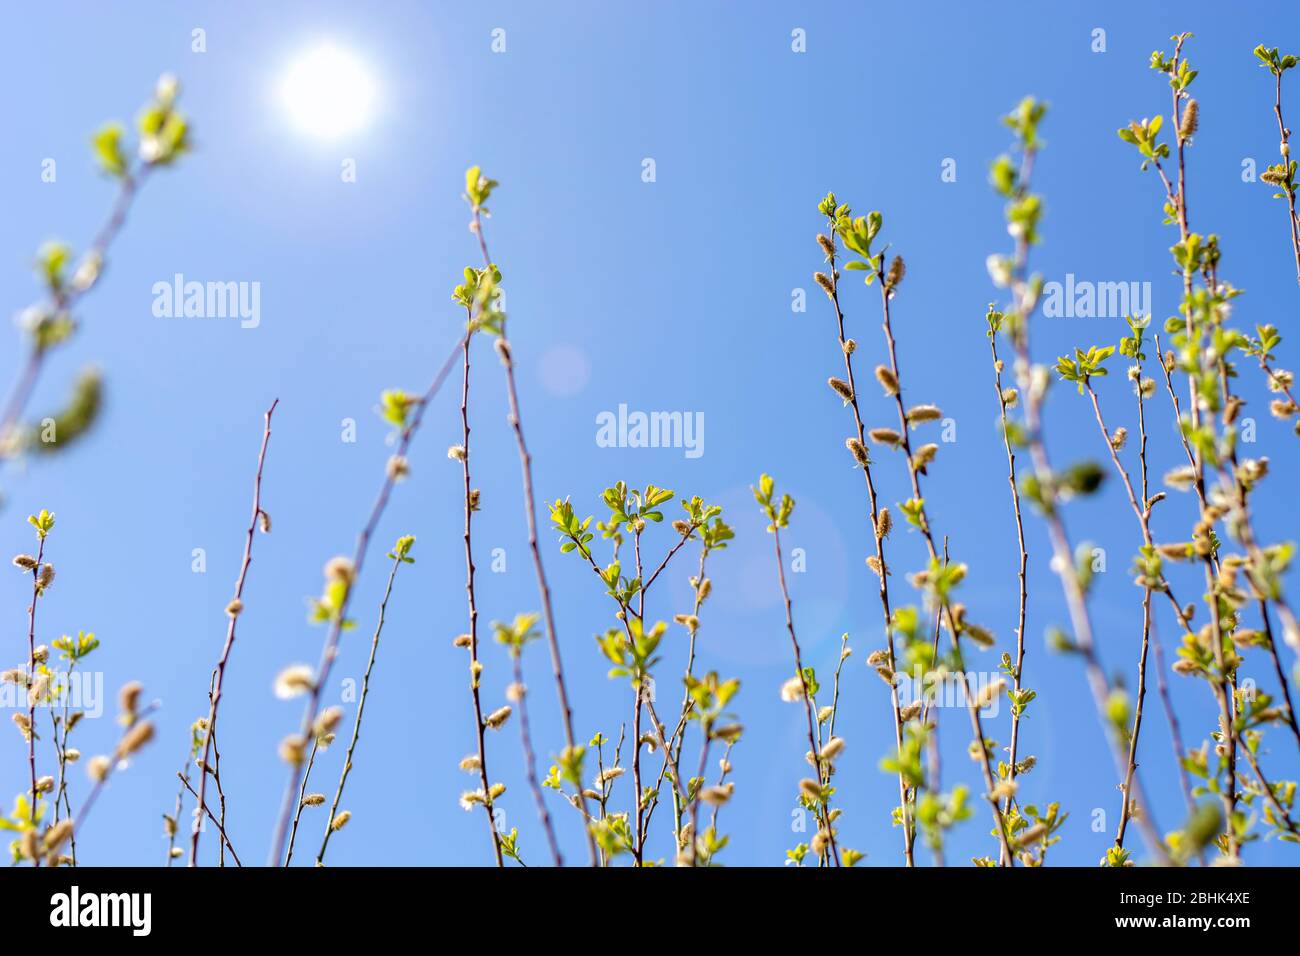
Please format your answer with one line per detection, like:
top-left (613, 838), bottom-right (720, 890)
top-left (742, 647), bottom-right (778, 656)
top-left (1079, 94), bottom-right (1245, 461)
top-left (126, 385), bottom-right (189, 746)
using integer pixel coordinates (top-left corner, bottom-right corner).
top-left (210, 718), bottom-right (228, 867)
top-left (569, 520), bottom-right (698, 861)
top-left (816, 219), bottom-right (914, 865)
top-left (989, 333), bottom-right (1030, 818)
top-left (1150, 627), bottom-right (1197, 819)
top-left (455, 319), bottom-right (505, 867)
top-left (1003, 138), bottom-right (1168, 863)
top-left (191, 399), bottom-right (277, 866)
top-left (23, 535), bottom-right (47, 849)
top-left (164, 739), bottom-right (191, 867)
top-left (55, 680), bottom-right (77, 866)
top-left (509, 646), bottom-right (563, 867)
top-left (283, 736), bottom-right (320, 866)
top-left (708, 740), bottom-right (737, 834)
top-left (176, 774), bottom-right (242, 866)
top-left (870, 255), bottom-right (1014, 867)
top-left (470, 205), bottom-right (598, 866)
top-left (1082, 381), bottom-right (1158, 851)
top-left (317, 548), bottom-right (410, 865)
top-left (688, 725), bottom-right (710, 864)
top-left (1161, 40), bottom-right (1238, 853)
top-left (647, 538), bottom-right (714, 857)
top-left (631, 526), bottom-right (645, 863)
top-left (268, 326), bottom-right (471, 866)
top-left (1266, 65), bottom-right (1300, 285)
top-left (771, 523), bottom-right (840, 866)
top-left (1237, 736), bottom-right (1300, 836)
top-left (1256, 602), bottom-right (1300, 753)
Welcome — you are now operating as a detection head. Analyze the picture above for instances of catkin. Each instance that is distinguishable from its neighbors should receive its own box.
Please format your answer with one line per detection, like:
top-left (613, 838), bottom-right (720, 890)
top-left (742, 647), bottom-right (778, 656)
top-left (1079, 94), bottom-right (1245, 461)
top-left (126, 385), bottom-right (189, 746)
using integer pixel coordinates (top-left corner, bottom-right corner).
top-left (115, 720), bottom-right (154, 758)
top-left (886, 255), bottom-right (905, 289)
top-left (1179, 98), bottom-right (1198, 139)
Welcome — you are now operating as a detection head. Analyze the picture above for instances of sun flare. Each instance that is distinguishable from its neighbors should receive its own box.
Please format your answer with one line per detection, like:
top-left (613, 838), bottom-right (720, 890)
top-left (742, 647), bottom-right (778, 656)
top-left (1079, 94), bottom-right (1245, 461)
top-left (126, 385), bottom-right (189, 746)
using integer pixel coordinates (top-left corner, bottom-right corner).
top-left (280, 43), bottom-right (375, 139)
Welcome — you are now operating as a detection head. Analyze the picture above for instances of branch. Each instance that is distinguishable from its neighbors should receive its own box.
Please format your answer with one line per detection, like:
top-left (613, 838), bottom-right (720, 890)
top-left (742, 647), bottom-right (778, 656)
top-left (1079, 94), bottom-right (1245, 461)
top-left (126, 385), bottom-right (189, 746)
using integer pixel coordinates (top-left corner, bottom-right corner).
top-left (190, 398), bottom-right (277, 866)
top-left (470, 202), bottom-right (597, 866)
top-left (815, 218), bottom-right (914, 865)
top-left (454, 318), bottom-right (506, 867)
top-left (1, 168), bottom-right (148, 449)
top-left (268, 325), bottom-right (471, 866)
top-left (176, 774), bottom-right (242, 866)
top-left (316, 546), bottom-right (412, 865)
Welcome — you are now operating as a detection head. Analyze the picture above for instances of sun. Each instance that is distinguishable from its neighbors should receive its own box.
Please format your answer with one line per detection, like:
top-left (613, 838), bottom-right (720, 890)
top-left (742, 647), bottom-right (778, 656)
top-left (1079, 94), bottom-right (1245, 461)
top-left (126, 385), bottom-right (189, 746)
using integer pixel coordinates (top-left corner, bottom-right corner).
top-left (280, 43), bottom-right (376, 139)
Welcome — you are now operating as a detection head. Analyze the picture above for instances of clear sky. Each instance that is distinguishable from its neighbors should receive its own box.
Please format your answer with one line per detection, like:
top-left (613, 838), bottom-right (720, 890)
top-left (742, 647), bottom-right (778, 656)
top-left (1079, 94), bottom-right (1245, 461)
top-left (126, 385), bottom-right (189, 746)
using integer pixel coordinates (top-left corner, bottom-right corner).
top-left (1, 1), bottom-right (1296, 867)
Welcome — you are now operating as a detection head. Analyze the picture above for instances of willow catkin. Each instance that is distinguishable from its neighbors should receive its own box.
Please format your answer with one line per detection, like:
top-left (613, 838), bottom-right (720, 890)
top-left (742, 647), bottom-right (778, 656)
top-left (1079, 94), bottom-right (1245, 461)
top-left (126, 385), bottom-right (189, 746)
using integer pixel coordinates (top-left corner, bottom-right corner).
top-left (44, 819), bottom-right (74, 853)
top-left (323, 556), bottom-right (354, 583)
top-left (279, 735), bottom-right (307, 765)
top-left (115, 720), bottom-right (154, 759)
top-left (905, 404), bottom-right (942, 426)
top-left (312, 706), bottom-right (343, 737)
top-left (699, 782), bottom-right (735, 806)
top-left (780, 675), bottom-right (806, 702)
top-left (274, 665), bottom-right (315, 699)
top-left (118, 681), bottom-right (143, 716)
top-left (886, 255), bottom-right (905, 289)
top-left (912, 443), bottom-right (938, 472)
top-left (1179, 98), bottom-right (1199, 139)
top-left (846, 437), bottom-right (870, 467)
top-left (875, 364), bottom-right (899, 396)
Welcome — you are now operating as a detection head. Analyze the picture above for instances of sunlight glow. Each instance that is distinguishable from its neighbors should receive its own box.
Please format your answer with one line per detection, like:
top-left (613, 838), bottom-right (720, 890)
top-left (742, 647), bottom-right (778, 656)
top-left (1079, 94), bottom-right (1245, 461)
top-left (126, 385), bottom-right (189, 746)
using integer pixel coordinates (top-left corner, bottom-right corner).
top-left (280, 43), bottom-right (376, 139)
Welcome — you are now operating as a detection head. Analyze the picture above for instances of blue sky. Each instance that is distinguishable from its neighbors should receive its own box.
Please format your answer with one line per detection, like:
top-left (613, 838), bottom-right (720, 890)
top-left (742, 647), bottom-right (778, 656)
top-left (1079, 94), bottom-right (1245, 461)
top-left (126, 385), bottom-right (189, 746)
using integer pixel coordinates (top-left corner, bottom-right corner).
top-left (1, 1), bottom-right (1297, 867)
